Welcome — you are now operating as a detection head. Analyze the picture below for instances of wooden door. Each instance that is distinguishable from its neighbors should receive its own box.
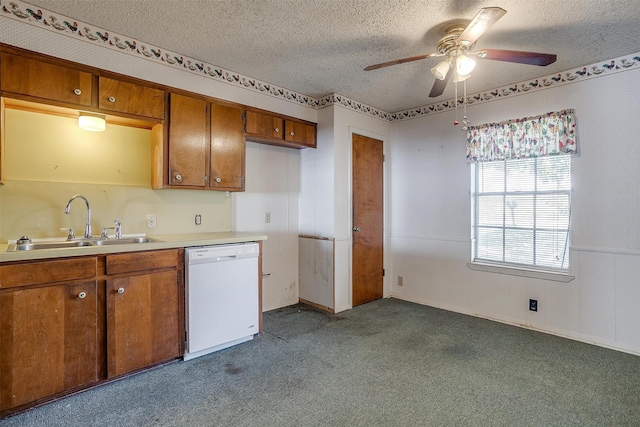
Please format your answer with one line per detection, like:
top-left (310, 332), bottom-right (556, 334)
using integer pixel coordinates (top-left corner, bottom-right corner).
top-left (0, 52), bottom-right (93, 107)
top-left (0, 281), bottom-right (99, 411)
top-left (168, 93), bottom-right (209, 187)
top-left (98, 77), bottom-right (165, 119)
top-left (209, 102), bottom-right (245, 191)
top-left (106, 270), bottom-right (180, 377)
top-left (352, 134), bottom-right (384, 306)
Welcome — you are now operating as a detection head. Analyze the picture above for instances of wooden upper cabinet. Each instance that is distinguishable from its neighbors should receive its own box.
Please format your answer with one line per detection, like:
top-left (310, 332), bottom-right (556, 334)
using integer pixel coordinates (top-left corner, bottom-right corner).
top-left (98, 76), bottom-right (165, 120)
top-left (210, 102), bottom-right (245, 191)
top-left (245, 107), bottom-right (316, 149)
top-left (246, 110), bottom-right (284, 140)
top-left (0, 52), bottom-right (92, 107)
top-left (285, 120), bottom-right (316, 147)
top-left (168, 93), bottom-right (208, 188)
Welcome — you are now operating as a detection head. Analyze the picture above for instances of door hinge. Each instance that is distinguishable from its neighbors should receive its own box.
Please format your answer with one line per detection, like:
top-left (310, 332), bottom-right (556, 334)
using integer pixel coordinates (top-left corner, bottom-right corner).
top-left (383, 268), bottom-right (385, 277)
top-left (383, 154), bottom-right (386, 162)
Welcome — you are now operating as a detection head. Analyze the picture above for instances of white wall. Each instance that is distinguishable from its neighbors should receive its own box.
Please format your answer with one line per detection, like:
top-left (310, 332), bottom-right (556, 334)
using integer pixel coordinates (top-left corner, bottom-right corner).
top-left (301, 104), bottom-right (391, 313)
top-left (390, 67), bottom-right (640, 355)
top-left (233, 142), bottom-right (301, 311)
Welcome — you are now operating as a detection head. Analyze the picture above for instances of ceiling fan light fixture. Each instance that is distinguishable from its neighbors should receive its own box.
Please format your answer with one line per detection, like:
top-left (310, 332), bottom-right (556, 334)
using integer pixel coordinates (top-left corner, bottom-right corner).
top-left (455, 54), bottom-right (476, 76)
top-left (78, 112), bottom-right (106, 132)
top-left (430, 60), bottom-right (451, 80)
top-left (453, 71), bottom-right (471, 83)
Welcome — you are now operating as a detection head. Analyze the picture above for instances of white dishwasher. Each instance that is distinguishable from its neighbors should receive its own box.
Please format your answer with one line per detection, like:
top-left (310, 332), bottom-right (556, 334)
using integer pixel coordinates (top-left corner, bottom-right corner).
top-left (184, 243), bottom-right (259, 361)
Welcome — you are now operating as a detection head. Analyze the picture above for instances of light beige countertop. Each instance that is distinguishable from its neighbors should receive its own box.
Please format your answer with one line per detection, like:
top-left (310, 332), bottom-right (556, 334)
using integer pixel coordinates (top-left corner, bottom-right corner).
top-left (0, 232), bottom-right (267, 263)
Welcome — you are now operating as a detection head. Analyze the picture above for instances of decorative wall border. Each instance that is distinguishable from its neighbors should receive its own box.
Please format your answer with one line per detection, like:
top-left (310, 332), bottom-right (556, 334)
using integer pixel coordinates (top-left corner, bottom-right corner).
top-left (2, 0), bottom-right (639, 123)
top-left (0, 0), bottom-right (318, 108)
top-left (389, 51), bottom-right (640, 122)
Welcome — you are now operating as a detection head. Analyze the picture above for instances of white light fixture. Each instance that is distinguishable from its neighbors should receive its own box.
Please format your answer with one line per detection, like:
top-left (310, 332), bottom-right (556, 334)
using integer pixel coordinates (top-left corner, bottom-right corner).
top-left (430, 60), bottom-right (451, 80)
top-left (455, 54), bottom-right (476, 76)
top-left (78, 112), bottom-right (106, 132)
top-left (453, 71), bottom-right (471, 83)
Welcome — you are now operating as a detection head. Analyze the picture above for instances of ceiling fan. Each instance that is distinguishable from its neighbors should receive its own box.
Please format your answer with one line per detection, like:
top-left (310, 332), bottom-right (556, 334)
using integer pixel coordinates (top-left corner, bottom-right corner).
top-left (364, 7), bottom-right (557, 98)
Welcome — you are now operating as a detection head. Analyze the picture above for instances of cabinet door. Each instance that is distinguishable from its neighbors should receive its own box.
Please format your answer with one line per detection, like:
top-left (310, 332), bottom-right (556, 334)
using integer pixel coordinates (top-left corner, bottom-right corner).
top-left (106, 271), bottom-right (180, 377)
top-left (168, 93), bottom-right (208, 187)
top-left (98, 76), bottom-right (165, 119)
top-left (245, 110), bottom-right (284, 139)
top-left (0, 53), bottom-right (93, 107)
top-left (0, 281), bottom-right (99, 411)
top-left (285, 120), bottom-right (317, 148)
top-left (210, 102), bottom-right (245, 191)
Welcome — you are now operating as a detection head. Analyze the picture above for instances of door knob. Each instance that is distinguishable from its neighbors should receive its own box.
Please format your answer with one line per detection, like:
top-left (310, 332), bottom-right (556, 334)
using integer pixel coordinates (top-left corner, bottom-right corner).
top-left (353, 226), bottom-right (361, 232)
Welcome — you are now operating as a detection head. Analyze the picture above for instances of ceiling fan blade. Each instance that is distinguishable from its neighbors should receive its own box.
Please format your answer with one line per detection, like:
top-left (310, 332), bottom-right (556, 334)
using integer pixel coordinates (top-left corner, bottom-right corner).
top-left (479, 49), bottom-right (557, 66)
top-left (364, 53), bottom-right (440, 71)
top-left (429, 69), bottom-right (452, 98)
top-left (458, 7), bottom-right (507, 46)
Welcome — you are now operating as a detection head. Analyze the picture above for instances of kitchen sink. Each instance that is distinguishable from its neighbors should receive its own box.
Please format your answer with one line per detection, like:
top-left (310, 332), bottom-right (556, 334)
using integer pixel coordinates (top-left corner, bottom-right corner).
top-left (91, 237), bottom-right (161, 246)
top-left (7, 240), bottom-right (95, 251)
top-left (6, 237), bottom-right (162, 251)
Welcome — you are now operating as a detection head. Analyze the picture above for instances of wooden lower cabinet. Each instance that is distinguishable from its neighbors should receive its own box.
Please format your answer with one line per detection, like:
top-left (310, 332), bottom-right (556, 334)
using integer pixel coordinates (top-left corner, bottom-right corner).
top-left (106, 270), bottom-right (181, 377)
top-left (0, 249), bottom-right (183, 417)
top-left (0, 280), bottom-right (99, 412)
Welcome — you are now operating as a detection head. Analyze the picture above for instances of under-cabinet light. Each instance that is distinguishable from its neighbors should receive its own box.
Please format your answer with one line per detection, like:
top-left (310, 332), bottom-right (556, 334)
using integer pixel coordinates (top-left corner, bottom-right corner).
top-left (78, 112), bottom-right (106, 132)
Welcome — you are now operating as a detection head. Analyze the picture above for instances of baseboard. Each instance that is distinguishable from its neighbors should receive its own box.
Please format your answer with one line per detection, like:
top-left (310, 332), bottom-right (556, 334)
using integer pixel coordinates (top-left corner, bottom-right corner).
top-left (390, 293), bottom-right (640, 357)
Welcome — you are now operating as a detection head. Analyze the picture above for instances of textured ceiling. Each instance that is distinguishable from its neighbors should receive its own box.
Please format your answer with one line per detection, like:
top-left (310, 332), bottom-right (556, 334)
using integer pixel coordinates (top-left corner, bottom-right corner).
top-left (27, 0), bottom-right (640, 112)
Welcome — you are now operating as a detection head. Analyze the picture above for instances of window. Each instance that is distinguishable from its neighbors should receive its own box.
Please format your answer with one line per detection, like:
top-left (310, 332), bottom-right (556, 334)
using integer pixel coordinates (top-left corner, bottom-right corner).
top-left (471, 155), bottom-right (571, 271)
top-left (467, 109), bottom-right (576, 273)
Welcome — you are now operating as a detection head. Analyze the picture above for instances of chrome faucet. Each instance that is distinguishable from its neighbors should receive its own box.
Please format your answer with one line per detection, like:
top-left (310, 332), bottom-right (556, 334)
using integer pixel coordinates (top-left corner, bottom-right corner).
top-left (64, 194), bottom-right (92, 239)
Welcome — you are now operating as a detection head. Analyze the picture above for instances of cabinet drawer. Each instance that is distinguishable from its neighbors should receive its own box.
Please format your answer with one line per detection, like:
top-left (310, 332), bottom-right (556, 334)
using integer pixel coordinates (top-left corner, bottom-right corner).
top-left (0, 52), bottom-right (93, 107)
top-left (106, 249), bottom-right (178, 274)
top-left (98, 77), bottom-right (165, 119)
top-left (0, 257), bottom-right (97, 288)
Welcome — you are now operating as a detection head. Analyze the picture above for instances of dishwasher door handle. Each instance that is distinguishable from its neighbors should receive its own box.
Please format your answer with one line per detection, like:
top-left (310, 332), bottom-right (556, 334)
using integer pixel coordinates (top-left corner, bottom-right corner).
top-left (216, 255), bottom-right (237, 261)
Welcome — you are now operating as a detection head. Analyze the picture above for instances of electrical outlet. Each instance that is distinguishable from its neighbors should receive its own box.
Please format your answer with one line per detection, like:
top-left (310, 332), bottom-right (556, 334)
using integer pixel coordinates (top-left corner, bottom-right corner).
top-left (195, 214), bottom-right (202, 226)
top-left (146, 214), bottom-right (157, 228)
top-left (265, 212), bottom-right (271, 223)
top-left (529, 299), bottom-right (538, 312)
top-left (398, 276), bottom-right (403, 286)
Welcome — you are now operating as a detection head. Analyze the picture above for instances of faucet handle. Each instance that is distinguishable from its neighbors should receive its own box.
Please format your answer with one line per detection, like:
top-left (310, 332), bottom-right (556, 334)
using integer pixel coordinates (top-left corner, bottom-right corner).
top-left (101, 227), bottom-right (114, 239)
top-left (60, 228), bottom-right (75, 240)
top-left (114, 218), bottom-right (122, 239)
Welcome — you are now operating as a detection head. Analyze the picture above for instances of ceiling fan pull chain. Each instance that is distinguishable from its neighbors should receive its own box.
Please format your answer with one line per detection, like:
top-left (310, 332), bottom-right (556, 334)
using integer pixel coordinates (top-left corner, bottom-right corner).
top-left (462, 80), bottom-right (470, 131)
top-left (454, 80), bottom-right (459, 126)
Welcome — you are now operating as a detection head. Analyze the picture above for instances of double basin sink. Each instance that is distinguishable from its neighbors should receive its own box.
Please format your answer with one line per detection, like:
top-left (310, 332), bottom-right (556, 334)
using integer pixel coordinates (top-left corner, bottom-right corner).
top-left (7, 237), bottom-right (162, 252)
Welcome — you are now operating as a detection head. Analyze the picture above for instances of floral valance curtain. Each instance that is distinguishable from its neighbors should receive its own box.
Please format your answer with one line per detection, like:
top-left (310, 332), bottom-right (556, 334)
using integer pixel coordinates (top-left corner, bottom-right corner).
top-left (466, 109), bottom-right (576, 163)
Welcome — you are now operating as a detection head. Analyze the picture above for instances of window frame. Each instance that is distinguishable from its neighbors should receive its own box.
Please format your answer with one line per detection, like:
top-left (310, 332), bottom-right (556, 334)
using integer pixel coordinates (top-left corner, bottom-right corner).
top-left (470, 156), bottom-right (573, 280)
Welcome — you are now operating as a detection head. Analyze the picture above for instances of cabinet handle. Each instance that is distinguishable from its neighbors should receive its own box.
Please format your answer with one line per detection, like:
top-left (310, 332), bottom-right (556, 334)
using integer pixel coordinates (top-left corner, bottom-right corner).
top-left (117, 287), bottom-right (125, 294)
top-left (108, 96), bottom-right (116, 103)
top-left (290, 131), bottom-right (295, 136)
top-left (175, 174), bottom-right (182, 182)
top-left (274, 127), bottom-right (279, 132)
top-left (77, 291), bottom-right (87, 299)
top-left (353, 226), bottom-right (361, 232)
top-left (215, 177), bottom-right (222, 183)
top-left (73, 88), bottom-right (82, 96)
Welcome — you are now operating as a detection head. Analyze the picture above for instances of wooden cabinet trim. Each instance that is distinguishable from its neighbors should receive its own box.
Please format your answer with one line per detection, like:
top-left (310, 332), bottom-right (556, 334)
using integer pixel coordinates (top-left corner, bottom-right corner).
top-left (105, 249), bottom-right (179, 275)
top-left (0, 257), bottom-right (97, 288)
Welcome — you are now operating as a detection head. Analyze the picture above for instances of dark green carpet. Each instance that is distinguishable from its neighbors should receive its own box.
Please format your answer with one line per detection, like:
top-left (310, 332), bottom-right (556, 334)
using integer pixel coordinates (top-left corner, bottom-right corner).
top-left (3, 298), bottom-right (639, 426)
